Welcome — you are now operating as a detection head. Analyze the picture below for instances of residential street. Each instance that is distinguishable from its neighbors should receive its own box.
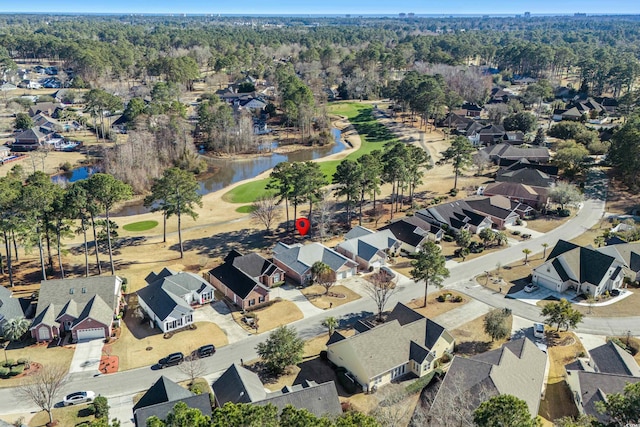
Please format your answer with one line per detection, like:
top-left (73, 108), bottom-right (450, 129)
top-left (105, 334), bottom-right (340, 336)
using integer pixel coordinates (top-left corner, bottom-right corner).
top-left (1, 169), bottom-right (633, 421)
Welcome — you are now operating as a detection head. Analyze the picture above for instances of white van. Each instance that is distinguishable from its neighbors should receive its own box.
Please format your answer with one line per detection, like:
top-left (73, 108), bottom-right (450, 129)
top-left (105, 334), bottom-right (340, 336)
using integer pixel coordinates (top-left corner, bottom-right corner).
top-left (533, 322), bottom-right (545, 339)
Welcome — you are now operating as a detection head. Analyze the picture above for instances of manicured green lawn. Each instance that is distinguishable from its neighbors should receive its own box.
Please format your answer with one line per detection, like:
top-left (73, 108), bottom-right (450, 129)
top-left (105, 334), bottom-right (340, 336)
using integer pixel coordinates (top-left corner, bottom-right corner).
top-left (235, 205), bottom-right (258, 213)
top-left (122, 220), bottom-right (159, 232)
top-left (222, 102), bottom-right (396, 204)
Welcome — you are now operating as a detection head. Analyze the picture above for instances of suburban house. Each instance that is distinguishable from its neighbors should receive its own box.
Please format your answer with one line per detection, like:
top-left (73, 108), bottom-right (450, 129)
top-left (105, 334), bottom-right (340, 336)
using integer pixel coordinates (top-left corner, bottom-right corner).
top-left (532, 240), bottom-right (625, 297)
top-left (480, 143), bottom-right (550, 164)
top-left (497, 158), bottom-right (559, 178)
top-left (0, 287), bottom-right (27, 335)
top-left (335, 226), bottom-right (401, 271)
top-left (273, 242), bottom-right (358, 285)
top-left (467, 124), bottom-right (506, 146)
top-left (595, 242), bottom-right (640, 282)
top-left (379, 216), bottom-right (444, 253)
top-left (30, 276), bottom-right (123, 342)
top-left (465, 195), bottom-right (535, 228)
top-left (429, 338), bottom-right (548, 421)
top-left (488, 87), bottom-right (513, 104)
top-left (326, 303), bottom-right (455, 392)
top-left (132, 376), bottom-right (212, 427)
top-left (12, 127), bottom-right (51, 151)
top-left (553, 107), bottom-right (583, 121)
top-left (437, 113), bottom-right (473, 133)
top-left (496, 167), bottom-right (556, 188)
top-left (482, 182), bottom-right (550, 209)
top-left (28, 102), bottom-right (63, 118)
top-left (455, 103), bottom-right (483, 118)
top-left (208, 250), bottom-right (283, 310)
top-left (137, 268), bottom-right (215, 333)
top-left (565, 341), bottom-right (640, 424)
top-left (416, 201), bottom-right (493, 235)
top-left (212, 363), bottom-right (342, 417)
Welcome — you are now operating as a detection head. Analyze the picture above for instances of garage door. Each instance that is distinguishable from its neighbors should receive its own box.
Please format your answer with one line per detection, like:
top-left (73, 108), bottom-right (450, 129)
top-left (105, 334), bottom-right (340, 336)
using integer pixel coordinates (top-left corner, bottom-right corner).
top-left (38, 327), bottom-right (51, 341)
top-left (76, 328), bottom-right (105, 341)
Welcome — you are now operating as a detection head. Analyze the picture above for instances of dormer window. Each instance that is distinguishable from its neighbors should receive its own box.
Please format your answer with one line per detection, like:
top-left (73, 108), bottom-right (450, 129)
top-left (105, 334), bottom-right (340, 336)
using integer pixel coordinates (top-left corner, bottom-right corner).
top-left (69, 288), bottom-right (74, 294)
top-left (82, 287), bottom-right (87, 294)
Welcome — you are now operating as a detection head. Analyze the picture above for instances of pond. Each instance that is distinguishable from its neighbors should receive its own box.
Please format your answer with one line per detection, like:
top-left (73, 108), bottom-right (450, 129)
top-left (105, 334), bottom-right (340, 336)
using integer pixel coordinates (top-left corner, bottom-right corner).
top-left (53, 128), bottom-right (346, 217)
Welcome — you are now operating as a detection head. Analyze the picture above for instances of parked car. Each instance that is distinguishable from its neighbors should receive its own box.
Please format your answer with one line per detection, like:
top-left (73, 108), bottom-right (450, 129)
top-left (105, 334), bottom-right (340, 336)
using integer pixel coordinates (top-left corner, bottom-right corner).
top-left (380, 266), bottom-right (397, 282)
top-left (533, 322), bottom-right (545, 339)
top-left (158, 352), bottom-right (184, 368)
top-left (63, 391), bottom-right (95, 406)
top-left (195, 344), bottom-right (216, 358)
top-left (524, 283), bottom-right (539, 293)
top-left (610, 289), bottom-right (620, 297)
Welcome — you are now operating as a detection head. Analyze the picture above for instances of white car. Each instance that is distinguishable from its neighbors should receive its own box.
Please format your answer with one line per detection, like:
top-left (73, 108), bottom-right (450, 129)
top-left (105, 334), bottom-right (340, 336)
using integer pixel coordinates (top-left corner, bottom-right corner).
top-left (524, 283), bottom-right (539, 293)
top-left (63, 391), bottom-right (95, 406)
top-left (533, 322), bottom-right (545, 339)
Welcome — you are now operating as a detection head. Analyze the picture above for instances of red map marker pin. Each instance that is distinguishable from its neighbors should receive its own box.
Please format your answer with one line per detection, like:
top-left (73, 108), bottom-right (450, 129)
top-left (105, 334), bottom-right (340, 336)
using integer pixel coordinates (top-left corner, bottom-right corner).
top-left (295, 218), bottom-right (310, 236)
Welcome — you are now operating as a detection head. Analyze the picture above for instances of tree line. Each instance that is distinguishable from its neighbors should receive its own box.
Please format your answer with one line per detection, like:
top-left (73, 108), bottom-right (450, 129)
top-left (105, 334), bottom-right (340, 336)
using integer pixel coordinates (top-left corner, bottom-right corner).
top-left (0, 167), bottom-right (202, 285)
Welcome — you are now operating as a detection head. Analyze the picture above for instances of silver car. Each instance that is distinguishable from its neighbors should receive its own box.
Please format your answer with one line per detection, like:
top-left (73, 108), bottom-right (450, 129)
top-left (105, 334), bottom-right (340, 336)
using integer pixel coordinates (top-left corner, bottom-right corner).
top-left (63, 391), bottom-right (95, 406)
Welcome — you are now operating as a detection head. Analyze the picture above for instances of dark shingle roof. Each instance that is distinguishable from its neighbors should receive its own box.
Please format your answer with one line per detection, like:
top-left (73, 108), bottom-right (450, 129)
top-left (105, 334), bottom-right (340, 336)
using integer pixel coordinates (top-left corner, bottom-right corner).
top-left (416, 201), bottom-right (490, 231)
top-left (229, 251), bottom-right (276, 279)
top-left (72, 295), bottom-right (113, 328)
top-left (133, 376), bottom-right (195, 411)
top-left (134, 395), bottom-right (211, 427)
top-left (136, 284), bottom-right (191, 322)
top-left (379, 216), bottom-right (441, 248)
top-left (569, 371), bottom-right (640, 423)
top-left (208, 258), bottom-right (264, 300)
top-left (254, 381), bottom-right (342, 418)
top-left (590, 341), bottom-right (640, 377)
top-left (547, 240), bottom-right (580, 260)
top-left (212, 363), bottom-right (266, 405)
top-left (496, 168), bottom-right (555, 187)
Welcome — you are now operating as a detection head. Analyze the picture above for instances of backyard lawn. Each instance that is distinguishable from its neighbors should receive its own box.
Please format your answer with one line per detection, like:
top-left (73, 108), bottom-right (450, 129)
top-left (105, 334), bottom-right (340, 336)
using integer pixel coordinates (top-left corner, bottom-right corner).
top-left (451, 312), bottom-right (513, 356)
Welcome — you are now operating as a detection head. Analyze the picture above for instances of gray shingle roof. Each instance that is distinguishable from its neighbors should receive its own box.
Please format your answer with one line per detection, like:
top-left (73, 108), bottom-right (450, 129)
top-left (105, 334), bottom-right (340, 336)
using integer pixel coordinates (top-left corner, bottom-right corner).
top-left (496, 168), bottom-right (555, 187)
top-left (544, 243), bottom-right (619, 286)
top-left (254, 380), bottom-right (342, 418)
top-left (597, 243), bottom-right (640, 274)
top-left (212, 363), bottom-right (266, 405)
top-left (379, 216), bottom-right (441, 248)
top-left (465, 195), bottom-right (528, 221)
top-left (208, 251), bottom-right (271, 300)
top-left (590, 341), bottom-right (640, 377)
top-left (133, 376), bottom-right (194, 411)
top-left (0, 286), bottom-right (26, 326)
top-left (72, 295), bottom-right (113, 328)
top-left (337, 229), bottom-right (398, 262)
top-left (567, 370), bottom-right (640, 423)
top-left (433, 338), bottom-right (547, 418)
top-left (134, 395), bottom-right (211, 427)
top-left (327, 303), bottom-right (451, 380)
top-left (274, 242), bottom-right (356, 276)
top-left (416, 201), bottom-right (490, 231)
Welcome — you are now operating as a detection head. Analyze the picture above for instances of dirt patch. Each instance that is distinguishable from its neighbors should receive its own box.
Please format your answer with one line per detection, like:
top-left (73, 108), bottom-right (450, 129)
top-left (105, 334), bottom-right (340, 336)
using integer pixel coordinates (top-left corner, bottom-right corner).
top-left (300, 284), bottom-right (361, 309)
top-left (230, 300), bottom-right (303, 334)
top-left (451, 313), bottom-right (513, 356)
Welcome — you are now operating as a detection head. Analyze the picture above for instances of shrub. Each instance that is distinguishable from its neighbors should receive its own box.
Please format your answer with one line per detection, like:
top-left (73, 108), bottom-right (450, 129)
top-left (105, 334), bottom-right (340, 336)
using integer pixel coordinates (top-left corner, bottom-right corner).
top-left (0, 367), bottom-right (9, 377)
top-left (9, 365), bottom-right (24, 376)
top-left (60, 161), bottom-right (73, 172)
top-left (320, 350), bottom-right (328, 361)
top-left (511, 230), bottom-right (521, 236)
top-left (558, 208), bottom-right (571, 217)
top-left (449, 188), bottom-right (458, 196)
top-left (2, 359), bottom-right (15, 368)
top-left (189, 383), bottom-right (204, 395)
top-left (442, 235), bottom-right (454, 242)
top-left (437, 295), bottom-right (446, 302)
top-left (92, 396), bottom-right (109, 419)
top-left (451, 295), bottom-right (464, 303)
top-left (17, 358), bottom-right (29, 365)
top-left (515, 218), bottom-right (523, 225)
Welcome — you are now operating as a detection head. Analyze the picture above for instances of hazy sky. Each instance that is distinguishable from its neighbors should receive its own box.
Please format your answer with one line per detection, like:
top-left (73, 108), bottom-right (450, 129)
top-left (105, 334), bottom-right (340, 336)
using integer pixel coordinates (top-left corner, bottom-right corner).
top-left (2, 0), bottom-right (639, 15)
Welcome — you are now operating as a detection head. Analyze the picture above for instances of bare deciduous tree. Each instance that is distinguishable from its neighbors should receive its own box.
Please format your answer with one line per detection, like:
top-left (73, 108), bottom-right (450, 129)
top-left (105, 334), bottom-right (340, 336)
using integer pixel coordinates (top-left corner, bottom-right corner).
top-left (179, 350), bottom-right (206, 385)
top-left (364, 271), bottom-right (398, 322)
top-left (313, 189), bottom-right (335, 241)
top-left (17, 364), bottom-right (68, 425)
top-left (472, 151), bottom-right (492, 177)
top-left (372, 386), bottom-right (414, 427)
top-left (250, 195), bottom-right (281, 233)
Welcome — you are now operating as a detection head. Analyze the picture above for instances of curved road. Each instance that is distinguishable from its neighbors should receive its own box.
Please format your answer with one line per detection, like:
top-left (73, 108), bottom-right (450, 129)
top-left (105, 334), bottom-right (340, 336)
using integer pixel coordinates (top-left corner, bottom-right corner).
top-left (0, 169), bottom-right (634, 416)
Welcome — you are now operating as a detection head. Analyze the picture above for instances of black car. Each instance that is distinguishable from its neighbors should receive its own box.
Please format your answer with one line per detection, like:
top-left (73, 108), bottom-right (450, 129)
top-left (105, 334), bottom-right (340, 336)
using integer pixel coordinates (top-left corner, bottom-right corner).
top-left (158, 352), bottom-right (184, 368)
top-left (196, 344), bottom-right (216, 358)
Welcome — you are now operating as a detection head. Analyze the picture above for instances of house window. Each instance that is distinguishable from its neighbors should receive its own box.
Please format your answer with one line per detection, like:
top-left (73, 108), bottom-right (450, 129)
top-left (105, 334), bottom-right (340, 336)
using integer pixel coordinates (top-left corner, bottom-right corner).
top-left (186, 315), bottom-right (192, 323)
top-left (69, 288), bottom-right (74, 294)
top-left (249, 299), bottom-right (256, 306)
top-left (274, 273), bottom-right (281, 282)
top-left (81, 287), bottom-right (87, 294)
top-left (259, 296), bottom-right (265, 303)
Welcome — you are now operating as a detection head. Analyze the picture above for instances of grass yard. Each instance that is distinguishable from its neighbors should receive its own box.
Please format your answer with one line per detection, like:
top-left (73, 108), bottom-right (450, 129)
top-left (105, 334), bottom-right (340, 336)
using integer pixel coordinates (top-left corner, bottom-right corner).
top-left (0, 343), bottom-right (74, 389)
top-left (525, 213), bottom-right (574, 233)
top-left (235, 205), bottom-right (257, 214)
top-left (451, 312), bottom-right (513, 356)
top-left (29, 404), bottom-right (95, 427)
top-left (108, 320), bottom-right (228, 372)
top-left (405, 290), bottom-right (470, 319)
top-left (537, 287), bottom-right (640, 318)
top-left (538, 331), bottom-right (584, 424)
top-left (300, 284), bottom-right (361, 309)
top-left (222, 102), bottom-right (395, 204)
top-left (475, 256), bottom-right (547, 294)
top-left (231, 300), bottom-right (303, 334)
top-left (122, 220), bottom-right (159, 232)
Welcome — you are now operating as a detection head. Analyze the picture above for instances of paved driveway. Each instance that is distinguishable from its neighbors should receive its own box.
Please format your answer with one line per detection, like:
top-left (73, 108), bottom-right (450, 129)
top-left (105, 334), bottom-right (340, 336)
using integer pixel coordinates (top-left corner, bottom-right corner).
top-left (68, 338), bottom-right (104, 375)
top-left (193, 301), bottom-right (251, 344)
top-left (508, 286), bottom-right (558, 306)
top-left (274, 284), bottom-right (325, 317)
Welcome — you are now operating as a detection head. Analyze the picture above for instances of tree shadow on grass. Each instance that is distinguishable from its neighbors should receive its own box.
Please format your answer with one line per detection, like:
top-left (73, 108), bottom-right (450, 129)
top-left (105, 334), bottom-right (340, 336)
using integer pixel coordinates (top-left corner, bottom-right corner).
top-left (455, 340), bottom-right (491, 356)
top-left (170, 229), bottom-right (271, 260)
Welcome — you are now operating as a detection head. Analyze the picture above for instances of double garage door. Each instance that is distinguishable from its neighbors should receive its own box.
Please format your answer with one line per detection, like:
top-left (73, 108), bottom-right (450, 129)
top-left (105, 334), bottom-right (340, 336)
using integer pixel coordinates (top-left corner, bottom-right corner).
top-left (76, 328), bottom-right (106, 341)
